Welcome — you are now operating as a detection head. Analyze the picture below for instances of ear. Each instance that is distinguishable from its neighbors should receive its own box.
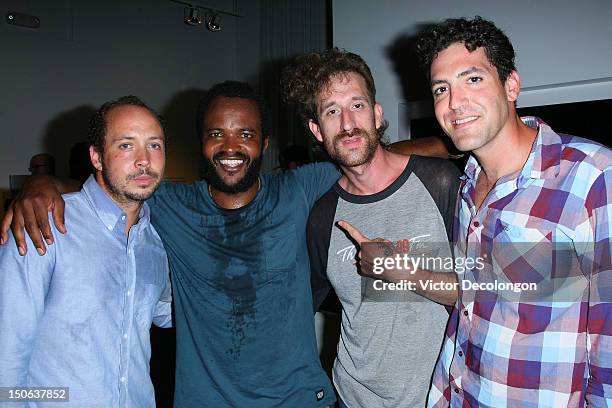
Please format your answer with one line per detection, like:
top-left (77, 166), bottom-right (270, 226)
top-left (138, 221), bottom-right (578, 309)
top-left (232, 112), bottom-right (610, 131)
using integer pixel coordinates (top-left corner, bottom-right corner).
top-left (89, 146), bottom-right (103, 171)
top-left (374, 103), bottom-right (383, 129)
top-left (308, 119), bottom-right (323, 143)
top-left (504, 70), bottom-right (521, 103)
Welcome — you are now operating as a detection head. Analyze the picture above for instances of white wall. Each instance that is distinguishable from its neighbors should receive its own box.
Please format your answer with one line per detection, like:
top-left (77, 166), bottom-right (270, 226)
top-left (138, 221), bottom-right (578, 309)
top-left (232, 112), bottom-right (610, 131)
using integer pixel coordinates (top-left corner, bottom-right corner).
top-left (333, 0), bottom-right (612, 141)
top-left (0, 0), bottom-right (261, 192)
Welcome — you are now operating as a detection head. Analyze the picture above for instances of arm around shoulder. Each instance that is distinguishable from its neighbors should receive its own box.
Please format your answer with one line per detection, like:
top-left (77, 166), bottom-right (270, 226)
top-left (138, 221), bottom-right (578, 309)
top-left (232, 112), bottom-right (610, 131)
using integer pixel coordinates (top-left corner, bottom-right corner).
top-left (0, 175), bottom-right (75, 256)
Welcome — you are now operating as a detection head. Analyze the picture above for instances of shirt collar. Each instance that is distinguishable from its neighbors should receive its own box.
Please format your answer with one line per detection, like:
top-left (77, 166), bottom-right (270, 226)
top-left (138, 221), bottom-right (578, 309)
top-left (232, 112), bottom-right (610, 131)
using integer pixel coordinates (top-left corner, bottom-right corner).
top-left (461, 116), bottom-right (562, 183)
top-left (521, 116), bottom-right (562, 181)
top-left (81, 175), bottom-right (150, 231)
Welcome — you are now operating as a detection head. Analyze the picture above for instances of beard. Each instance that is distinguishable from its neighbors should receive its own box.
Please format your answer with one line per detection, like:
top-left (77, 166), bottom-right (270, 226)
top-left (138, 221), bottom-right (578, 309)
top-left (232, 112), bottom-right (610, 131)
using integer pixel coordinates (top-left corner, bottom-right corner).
top-left (101, 163), bottom-right (161, 203)
top-left (325, 127), bottom-right (378, 167)
top-left (202, 151), bottom-right (263, 195)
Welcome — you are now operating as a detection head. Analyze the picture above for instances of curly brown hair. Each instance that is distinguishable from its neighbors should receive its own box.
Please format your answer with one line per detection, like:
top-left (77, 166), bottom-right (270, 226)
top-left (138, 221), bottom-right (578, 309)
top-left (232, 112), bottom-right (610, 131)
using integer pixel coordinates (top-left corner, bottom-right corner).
top-left (282, 48), bottom-right (373, 120)
top-left (282, 48), bottom-right (389, 142)
top-left (416, 16), bottom-right (516, 83)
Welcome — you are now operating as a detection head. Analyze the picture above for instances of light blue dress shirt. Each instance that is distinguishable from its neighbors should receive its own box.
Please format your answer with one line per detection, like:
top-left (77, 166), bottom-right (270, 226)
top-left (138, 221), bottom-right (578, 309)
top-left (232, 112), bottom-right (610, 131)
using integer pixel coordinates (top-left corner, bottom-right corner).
top-left (0, 176), bottom-right (171, 408)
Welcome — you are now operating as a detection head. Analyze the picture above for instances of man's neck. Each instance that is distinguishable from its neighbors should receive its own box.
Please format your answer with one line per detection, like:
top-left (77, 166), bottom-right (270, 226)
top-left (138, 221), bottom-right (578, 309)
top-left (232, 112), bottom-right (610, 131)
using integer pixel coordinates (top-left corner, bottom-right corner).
top-left (121, 202), bottom-right (143, 236)
top-left (471, 115), bottom-right (537, 210)
top-left (209, 178), bottom-right (260, 210)
top-left (338, 146), bottom-right (409, 195)
top-left (473, 115), bottom-right (537, 184)
top-left (94, 173), bottom-right (143, 236)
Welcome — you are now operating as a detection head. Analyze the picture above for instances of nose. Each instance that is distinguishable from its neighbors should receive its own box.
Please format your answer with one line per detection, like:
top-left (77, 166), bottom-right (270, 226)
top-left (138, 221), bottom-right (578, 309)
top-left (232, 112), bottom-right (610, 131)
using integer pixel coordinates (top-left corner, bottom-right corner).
top-left (221, 134), bottom-right (240, 153)
top-left (135, 147), bottom-right (150, 168)
top-left (340, 109), bottom-right (355, 132)
top-left (448, 87), bottom-right (467, 111)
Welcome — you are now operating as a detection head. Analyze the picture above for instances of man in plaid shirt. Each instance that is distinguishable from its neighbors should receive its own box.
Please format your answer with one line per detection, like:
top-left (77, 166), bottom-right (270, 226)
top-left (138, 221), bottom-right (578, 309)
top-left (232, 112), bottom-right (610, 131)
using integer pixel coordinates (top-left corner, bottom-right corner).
top-left (413, 16), bottom-right (611, 407)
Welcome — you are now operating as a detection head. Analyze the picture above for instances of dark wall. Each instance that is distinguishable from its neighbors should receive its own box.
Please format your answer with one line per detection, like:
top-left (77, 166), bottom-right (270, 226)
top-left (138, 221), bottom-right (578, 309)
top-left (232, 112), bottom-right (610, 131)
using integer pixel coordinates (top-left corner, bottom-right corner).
top-left (0, 0), bottom-right (245, 189)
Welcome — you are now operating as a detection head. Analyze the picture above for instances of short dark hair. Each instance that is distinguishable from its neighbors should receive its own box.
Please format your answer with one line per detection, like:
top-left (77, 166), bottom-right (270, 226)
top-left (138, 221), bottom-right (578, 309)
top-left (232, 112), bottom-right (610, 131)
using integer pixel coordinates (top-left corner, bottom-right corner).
top-left (89, 95), bottom-right (165, 153)
top-left (282, 47), bottom-right (388, 139)
top-left (195, 81), bottom-right (271, 140)
top-left (416, 16), bottom-right (516, 83)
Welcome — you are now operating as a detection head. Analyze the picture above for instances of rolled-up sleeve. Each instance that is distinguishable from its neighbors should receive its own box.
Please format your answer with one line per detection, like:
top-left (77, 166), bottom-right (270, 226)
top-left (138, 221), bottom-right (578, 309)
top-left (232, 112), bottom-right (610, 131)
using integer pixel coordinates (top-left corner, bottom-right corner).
top-left (153, 259), bottom-right (172, 329)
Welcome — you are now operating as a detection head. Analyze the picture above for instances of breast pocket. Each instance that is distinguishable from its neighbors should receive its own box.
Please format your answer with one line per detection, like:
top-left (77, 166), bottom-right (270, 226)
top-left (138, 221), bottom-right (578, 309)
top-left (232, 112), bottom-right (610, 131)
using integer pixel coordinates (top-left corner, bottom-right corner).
top-left (491, 220), bottom-right (582, 302)
top-left (263, 222), bottom-right (297, 274)
top-left (492, 220), bottom-right (551, 279)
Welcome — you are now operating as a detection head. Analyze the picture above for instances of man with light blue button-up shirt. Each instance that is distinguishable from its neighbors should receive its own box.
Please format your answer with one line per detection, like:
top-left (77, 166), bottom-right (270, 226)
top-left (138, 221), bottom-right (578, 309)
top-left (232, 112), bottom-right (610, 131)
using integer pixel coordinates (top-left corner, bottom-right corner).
top-left (0, 96), bottom-right (171, 408)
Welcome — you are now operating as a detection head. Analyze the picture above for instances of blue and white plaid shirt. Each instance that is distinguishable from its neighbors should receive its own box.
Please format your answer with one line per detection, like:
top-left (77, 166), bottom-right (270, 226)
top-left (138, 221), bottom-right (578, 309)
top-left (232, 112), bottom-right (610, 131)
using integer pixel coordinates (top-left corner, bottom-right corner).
top-left (429, 118), bottom-right (612, 408)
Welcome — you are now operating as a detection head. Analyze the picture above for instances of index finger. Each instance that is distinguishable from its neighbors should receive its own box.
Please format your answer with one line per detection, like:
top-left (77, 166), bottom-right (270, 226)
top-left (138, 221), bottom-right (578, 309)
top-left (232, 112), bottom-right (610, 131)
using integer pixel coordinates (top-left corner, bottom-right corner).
top-left (51, 196), bottom-right (66, 234)
top-left (337, 220), bottom-right (370, 245)
top-left (0, 205), bottom-right (14, 245)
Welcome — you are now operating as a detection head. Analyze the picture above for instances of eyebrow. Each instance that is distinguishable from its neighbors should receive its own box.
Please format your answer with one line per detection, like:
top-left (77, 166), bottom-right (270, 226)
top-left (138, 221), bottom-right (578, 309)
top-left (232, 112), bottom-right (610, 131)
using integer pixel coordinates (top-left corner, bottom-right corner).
top-left (431, 66), bottom-right (486, 86)
top-left (111, 135), bottom-right (164, 142)
top-left (204, 127), bottom-right (258, 132)
top-left (320, 95), bottom-right (369, 112)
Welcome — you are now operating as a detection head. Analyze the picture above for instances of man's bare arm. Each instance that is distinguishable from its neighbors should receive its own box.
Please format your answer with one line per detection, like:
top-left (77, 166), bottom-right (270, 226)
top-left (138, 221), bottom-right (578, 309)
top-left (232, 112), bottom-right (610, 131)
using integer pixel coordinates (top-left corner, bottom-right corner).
top-left (387, 136), bottom-right (450, 159)
top-left (0, 175), bottom-right (79, 255)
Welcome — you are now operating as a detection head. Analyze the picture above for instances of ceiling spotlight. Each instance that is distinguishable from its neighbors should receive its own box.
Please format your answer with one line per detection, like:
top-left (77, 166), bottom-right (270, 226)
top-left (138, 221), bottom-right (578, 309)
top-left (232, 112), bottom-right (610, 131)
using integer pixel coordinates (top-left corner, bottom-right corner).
top-left (205, 12), bottom-right (221, 32)
top-left (184, 6), bottom-right (202, 26)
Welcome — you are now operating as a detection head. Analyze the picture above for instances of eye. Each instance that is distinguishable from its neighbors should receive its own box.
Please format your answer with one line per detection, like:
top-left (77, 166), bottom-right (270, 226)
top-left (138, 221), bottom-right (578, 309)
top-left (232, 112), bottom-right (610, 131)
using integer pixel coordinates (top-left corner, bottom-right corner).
top-left (119, 143), bottom-right (132, 150)
top-left (353, 102), bottom-right (364, 109)
top-left (150, 142), bottom-right (163, 150)
top-left (468, 76), bottom-right (482, 84)
top-left (433, 86), bottom-right (447, 96)
top-left (241, 132), bottom-right (253, 140)
top-left (326, 108), bottom-right (338, 116)
top-left (208, 132), bottom-right (222, 139)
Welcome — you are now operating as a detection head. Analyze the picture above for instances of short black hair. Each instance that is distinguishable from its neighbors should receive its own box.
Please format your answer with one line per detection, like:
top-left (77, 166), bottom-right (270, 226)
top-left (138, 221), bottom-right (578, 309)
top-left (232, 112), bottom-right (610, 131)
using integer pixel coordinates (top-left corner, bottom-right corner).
top-left (196, 81), bottom-right (271, 140)
top-left (416, 16), bottom-right (516, 83)
top-left (89, 95), bottom-right (165, 153)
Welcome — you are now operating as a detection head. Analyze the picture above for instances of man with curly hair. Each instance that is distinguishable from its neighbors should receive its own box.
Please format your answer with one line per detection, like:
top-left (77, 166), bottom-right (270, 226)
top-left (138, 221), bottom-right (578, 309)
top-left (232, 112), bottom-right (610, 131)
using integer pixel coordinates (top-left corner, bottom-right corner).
top-left (416, 16), bottom-right (611, 407)
top-left (283, 48), bottom-right (461, 407)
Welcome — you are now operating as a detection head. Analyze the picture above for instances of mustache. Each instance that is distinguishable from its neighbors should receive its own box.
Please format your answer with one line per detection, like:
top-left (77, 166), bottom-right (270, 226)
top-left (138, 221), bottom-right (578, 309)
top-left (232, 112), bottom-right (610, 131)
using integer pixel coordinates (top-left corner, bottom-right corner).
top-left (127, 169), bottom-right (160, 180)
top-left (335, 128), bottom-right (364, 142)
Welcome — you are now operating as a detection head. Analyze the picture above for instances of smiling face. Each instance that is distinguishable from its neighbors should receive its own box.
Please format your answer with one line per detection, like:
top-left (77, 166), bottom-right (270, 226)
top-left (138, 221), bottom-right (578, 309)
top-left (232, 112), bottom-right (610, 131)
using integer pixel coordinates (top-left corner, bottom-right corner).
top-left (308, 72), bottom-right (383, 168)
top-left (430, 42), bottom-right (520, 154)
top-left (90, 105), bottom-right (165, 205)
top-left (201, 96), bottom-right (268, 194)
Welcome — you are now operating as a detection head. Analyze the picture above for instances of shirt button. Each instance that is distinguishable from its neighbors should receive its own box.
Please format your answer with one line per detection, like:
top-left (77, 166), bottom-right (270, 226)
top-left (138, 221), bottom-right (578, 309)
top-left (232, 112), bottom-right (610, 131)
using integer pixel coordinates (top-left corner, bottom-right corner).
top-left (107, 225), bottom-right (113, 231)
top-left (126, 290), bottom-right (131, 296)
top-left (458, 351), bottom-right (463, 357)
top-left (463, 310), bottom-right (469, 317)
top-left (473, 221), bottom-right (480, 227)
top-left (123, 333), bottom-right (128, 339)
top-left (120, 376), bottom-right (126, 383)
top-left (121, 215), bottom-right (126, 221)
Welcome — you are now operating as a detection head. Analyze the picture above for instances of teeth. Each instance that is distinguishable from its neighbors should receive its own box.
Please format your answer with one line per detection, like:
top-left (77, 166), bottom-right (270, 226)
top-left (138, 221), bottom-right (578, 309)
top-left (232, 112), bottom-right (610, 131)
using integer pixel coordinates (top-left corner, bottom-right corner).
top-left (219, 159), bottom-right (244, 167)
top-left (453, 116), bottom-right (477, 125)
